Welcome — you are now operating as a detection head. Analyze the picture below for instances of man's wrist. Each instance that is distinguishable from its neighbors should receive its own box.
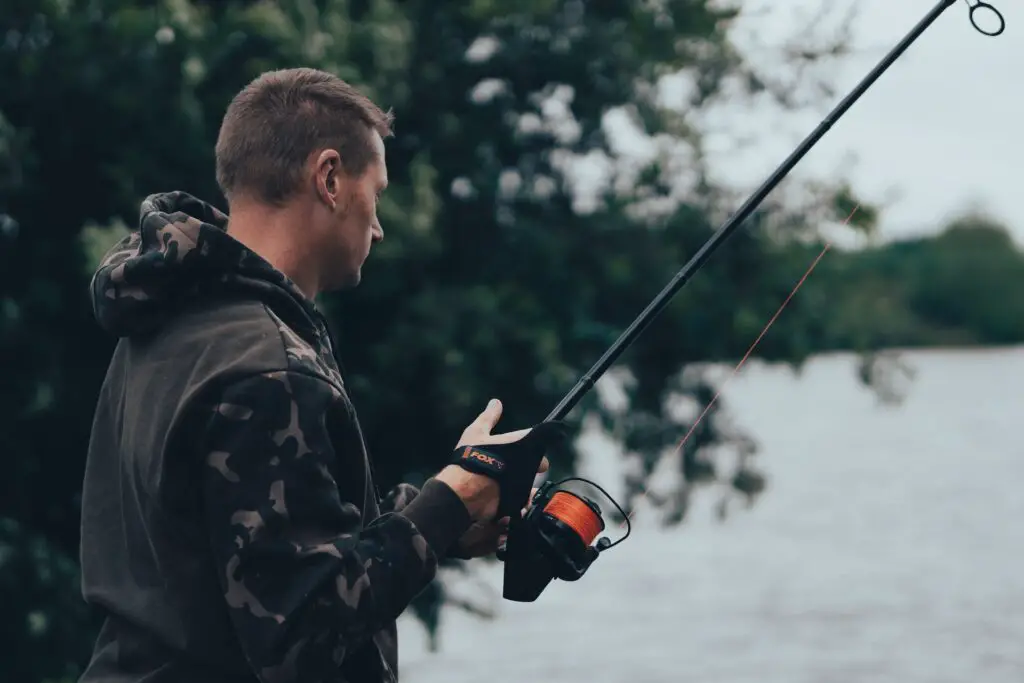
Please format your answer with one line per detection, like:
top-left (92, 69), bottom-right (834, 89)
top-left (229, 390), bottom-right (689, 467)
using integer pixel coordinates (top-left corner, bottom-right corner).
top-left (435, 464), bottom-right (472, 490)
top-left (435, 465), bottom-right (495, 520)
top-left (398, 478), bottom-right (472, 556)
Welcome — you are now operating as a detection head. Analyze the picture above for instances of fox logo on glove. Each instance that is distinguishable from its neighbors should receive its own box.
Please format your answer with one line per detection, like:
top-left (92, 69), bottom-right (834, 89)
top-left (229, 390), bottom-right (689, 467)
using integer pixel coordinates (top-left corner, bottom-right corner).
top-left (460, 446), bottom-right (505, 471)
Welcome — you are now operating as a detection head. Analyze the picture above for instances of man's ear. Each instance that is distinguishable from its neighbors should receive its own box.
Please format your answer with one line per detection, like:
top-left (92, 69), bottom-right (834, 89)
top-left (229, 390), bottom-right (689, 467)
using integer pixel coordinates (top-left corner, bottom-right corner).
top-left (315, 150), bottom-right (341, 208)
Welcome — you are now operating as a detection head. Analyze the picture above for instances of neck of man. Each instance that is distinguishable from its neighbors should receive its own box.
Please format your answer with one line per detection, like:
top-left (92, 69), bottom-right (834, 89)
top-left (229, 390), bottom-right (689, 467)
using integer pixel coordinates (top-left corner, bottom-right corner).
top-left (225, 197), bottom-right (321, 300)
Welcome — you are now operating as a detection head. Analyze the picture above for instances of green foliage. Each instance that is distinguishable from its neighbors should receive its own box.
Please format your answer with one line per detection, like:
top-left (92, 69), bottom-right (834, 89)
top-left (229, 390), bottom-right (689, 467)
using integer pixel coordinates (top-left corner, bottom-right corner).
top-left (804, 216), bottom-right (1024, 349)
top-left (0, 520), bottom-right (100, 683)
top-left (2, 0), bottom-right (1022, 680)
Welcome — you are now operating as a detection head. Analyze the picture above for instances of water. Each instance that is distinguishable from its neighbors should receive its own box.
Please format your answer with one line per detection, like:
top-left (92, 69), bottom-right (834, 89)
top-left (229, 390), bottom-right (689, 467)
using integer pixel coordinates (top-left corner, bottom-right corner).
top-left (395, 347), bottom-right (1024, 682)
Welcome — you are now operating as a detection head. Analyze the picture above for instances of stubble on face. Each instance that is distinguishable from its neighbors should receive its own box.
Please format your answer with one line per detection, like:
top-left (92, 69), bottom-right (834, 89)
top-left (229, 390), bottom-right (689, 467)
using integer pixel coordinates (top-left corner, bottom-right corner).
top-left (324, 131), bottom-right (388, 291)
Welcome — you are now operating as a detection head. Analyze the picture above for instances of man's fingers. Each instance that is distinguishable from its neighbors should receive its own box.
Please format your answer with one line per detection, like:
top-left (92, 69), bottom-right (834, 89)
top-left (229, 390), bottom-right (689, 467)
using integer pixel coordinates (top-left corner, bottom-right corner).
top-left (476, 398), bottom-right (503, 431)
top-left (457, 402), bottom-right (555, 476)
top-left (459, 399), bottom-right (504, 445)
top-left (522, 487), bottom-right (539, 516)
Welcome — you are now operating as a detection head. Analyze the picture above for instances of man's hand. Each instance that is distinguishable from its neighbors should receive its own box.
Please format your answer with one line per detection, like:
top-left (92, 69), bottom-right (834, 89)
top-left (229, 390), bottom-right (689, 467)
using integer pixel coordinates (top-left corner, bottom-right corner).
top-left (436, 399), bottom-right (548, 522)
top-left (450, 488), bottom-right (538, 559)
top-left (455, 399), bottom-right (546, 465)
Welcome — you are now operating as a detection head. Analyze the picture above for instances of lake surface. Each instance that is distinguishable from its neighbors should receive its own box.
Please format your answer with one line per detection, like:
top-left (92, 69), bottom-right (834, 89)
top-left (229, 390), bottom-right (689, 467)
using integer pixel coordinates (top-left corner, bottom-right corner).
top-left (395, 347), bottom-right (1024, 682)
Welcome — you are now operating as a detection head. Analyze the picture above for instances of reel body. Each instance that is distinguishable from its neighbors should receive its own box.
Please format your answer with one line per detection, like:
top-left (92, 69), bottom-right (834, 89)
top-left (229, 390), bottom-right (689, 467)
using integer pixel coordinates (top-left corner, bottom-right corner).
top-left (497, 478), bottom-right (629, 602)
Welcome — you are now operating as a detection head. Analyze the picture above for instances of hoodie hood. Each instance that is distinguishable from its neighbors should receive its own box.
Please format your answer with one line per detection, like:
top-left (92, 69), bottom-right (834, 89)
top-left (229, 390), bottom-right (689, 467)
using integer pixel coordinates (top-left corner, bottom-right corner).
top-left (90, 191), bottom-right (325, 342)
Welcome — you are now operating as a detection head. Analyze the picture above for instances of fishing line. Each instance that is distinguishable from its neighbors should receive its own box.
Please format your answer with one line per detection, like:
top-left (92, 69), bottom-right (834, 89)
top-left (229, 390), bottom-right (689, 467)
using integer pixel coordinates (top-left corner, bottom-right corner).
top-left (623, 205), bottom-right (861, 525)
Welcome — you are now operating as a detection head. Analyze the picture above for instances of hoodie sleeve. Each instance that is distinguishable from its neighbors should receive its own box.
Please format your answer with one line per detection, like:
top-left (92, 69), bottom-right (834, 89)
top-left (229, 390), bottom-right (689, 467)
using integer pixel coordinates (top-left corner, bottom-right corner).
top-left (199, 369), bottom-right (471, 682)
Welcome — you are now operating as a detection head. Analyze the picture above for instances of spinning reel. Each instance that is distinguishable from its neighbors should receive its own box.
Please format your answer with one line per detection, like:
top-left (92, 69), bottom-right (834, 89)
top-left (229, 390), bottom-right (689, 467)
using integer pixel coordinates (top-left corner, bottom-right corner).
top-left (451, 427), bottom-right (631, 602)
top-left (496, 477), bottom-right (631, 602)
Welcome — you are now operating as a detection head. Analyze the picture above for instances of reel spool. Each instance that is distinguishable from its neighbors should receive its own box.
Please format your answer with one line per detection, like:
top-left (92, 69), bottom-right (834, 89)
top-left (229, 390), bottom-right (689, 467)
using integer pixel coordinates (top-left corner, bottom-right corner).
top-left (497, 477), bottom-right (631, 602)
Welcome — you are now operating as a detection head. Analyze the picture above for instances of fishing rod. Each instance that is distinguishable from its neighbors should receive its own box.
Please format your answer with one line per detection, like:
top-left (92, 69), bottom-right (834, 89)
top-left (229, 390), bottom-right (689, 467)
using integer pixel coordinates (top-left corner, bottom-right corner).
top-left (453, 0), bottom-right (1005, 602)
top-left (546, 0), bottom-right (1004, 423)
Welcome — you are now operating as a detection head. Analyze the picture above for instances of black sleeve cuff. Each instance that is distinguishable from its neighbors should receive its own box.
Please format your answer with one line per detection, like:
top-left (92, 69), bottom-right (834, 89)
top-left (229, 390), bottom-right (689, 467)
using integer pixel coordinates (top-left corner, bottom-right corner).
top-left (398, 478), bottom-right (472, 559)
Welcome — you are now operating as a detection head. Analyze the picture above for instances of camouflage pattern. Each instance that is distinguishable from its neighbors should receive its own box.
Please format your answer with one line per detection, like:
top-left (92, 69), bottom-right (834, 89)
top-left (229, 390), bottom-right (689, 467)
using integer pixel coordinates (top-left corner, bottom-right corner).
top-left (91, 192), bottom-right (334, 353)
top-left (202, 371), bottom-right (437, 683)
top-left (79, 191), bottom-right (468, 683)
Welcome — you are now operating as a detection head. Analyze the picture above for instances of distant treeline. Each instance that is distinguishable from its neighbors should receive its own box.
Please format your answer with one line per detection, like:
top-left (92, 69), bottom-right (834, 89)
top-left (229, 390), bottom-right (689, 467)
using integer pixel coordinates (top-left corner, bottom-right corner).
top-left (803, 216), bottom-right (1024, 350)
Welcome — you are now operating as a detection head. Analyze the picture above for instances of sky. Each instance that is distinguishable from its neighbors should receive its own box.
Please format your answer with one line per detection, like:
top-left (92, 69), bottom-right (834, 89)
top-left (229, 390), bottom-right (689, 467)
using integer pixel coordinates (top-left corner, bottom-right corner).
top-left (701, 0), bottom-right (1021, 245)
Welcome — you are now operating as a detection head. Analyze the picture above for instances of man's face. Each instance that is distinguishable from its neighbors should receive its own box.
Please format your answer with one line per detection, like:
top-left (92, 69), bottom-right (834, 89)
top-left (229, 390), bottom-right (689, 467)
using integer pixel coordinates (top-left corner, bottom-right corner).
top-left (315, 131), bottom-right (387, 291)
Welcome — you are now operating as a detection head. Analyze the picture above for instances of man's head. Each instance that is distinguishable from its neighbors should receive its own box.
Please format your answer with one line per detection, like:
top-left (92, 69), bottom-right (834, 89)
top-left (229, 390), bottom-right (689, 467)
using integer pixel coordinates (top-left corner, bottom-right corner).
top-left (215, 68), bottom-right (392, 292)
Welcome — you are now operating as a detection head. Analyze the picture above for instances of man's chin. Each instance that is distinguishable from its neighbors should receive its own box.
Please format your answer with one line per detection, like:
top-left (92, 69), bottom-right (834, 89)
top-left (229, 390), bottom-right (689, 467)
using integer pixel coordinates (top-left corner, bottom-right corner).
top-left (324, 270), bottom-right (361, 292)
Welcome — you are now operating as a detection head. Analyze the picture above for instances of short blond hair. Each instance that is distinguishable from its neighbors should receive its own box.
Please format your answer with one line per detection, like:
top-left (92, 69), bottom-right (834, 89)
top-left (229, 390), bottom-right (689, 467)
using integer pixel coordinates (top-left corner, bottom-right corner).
top-left (215, 68), bottom-right (394, 205)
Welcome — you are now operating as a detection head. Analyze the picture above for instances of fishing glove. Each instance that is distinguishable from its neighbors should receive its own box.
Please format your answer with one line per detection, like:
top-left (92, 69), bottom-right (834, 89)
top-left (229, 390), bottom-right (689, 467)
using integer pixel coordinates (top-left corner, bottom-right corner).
top-left (451, 419), bottom-right (568, 520)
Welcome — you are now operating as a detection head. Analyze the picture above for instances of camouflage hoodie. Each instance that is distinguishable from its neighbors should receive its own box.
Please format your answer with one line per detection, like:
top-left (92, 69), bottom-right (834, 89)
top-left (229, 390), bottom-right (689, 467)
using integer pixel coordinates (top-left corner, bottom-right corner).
top-left (78, 191), bottom-right (471, 683)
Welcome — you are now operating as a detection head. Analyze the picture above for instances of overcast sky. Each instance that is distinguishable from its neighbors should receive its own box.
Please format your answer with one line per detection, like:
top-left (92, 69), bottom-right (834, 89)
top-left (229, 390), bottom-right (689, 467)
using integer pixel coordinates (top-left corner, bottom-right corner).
top-left (704, 0), bottom-right (1020, 245)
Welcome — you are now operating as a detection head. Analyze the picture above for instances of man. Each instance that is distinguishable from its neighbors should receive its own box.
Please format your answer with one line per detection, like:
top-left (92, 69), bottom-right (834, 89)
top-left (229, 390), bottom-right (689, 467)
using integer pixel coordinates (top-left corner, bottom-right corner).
top-left (77, 68), bottom-right (557, 683)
